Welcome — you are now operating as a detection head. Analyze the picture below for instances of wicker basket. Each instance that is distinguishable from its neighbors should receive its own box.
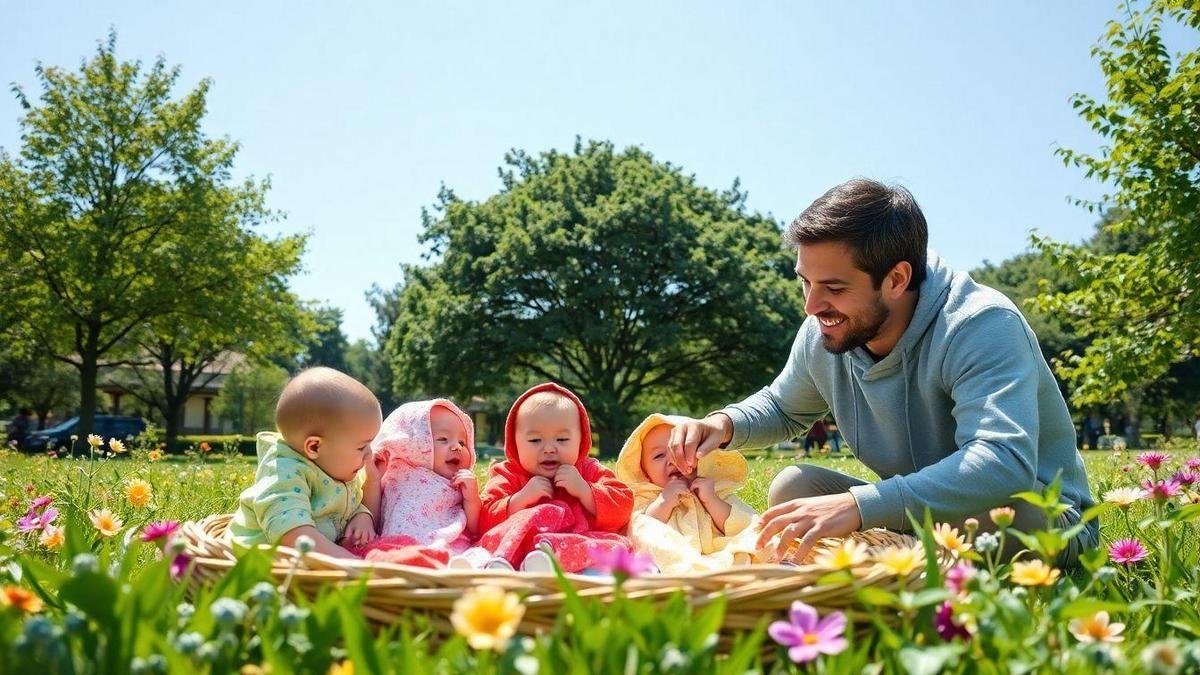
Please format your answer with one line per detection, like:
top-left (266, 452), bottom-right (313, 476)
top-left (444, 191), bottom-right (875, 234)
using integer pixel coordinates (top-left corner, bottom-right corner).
top-left (180, 514), bottom-right (943, 635)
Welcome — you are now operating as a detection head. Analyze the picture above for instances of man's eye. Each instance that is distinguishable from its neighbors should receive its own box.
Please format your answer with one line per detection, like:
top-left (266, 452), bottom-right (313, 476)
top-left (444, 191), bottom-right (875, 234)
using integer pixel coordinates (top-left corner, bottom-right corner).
top-left (829, 288), bottom-right (846, 295)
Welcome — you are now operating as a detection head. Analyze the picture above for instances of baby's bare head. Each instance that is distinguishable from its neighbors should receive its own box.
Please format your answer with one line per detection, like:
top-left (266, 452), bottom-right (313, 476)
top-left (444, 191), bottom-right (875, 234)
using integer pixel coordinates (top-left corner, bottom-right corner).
top-left (276, 367), bottom-right (381, 449)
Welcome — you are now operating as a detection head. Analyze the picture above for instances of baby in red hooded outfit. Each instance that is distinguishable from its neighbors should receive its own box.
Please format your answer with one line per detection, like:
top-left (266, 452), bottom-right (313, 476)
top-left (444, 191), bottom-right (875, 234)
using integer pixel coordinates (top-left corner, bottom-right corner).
top-left (477, 383), bottom-right (634, 572)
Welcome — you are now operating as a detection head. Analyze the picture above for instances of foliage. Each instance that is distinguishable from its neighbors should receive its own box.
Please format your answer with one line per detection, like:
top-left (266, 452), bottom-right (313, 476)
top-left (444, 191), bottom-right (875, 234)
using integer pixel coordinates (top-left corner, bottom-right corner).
top-left (381, 139), bottom-right (804, 454)
top-left (213, 362), bottom-right (289, 437)
top-left (1034, 0), bottom-right (1200, 407)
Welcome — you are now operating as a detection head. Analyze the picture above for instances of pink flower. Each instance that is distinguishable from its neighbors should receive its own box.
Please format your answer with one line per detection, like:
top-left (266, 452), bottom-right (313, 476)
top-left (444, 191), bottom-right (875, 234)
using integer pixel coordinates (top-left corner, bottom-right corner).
top-left (1172, 470), bottom-right (1197, 487)
top-left (587, 545), bottom-right (655, 579)
top-left (28, 496), bottom-right (53, 511)
top-left (170, 553), bottom-right (192, 580)
top-left (945, 560), bottom-right (976, 595)
top-left (1185, 458), bottom-right (1200, 471)
top-left (769, 600), bottom-right (849, 663)
top-left (1141, 478), bottom-right (1182, 501)
top-left (141, 520), bottom-right (181, 544)
top-left (1109, 538), bottom-right (1148, 565)
top-left (17, 507), bottom-right (59, 533)
top-left (935, 601), bottom-right (971, 641)
top-left (1136, 452), bottom-right (1170, 471)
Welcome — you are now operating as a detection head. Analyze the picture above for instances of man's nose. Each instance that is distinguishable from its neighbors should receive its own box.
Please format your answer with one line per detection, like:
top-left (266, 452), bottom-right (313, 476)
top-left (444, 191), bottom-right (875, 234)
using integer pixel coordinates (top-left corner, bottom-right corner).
top-left (804, 287), bottom-right (828, 316)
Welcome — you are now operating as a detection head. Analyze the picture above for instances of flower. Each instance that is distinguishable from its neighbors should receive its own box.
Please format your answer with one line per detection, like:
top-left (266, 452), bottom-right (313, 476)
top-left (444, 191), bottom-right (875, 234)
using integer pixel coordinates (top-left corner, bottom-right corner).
top-left (210, 597), bottom-right (248, 626)
top-left (1141, 478), bottom-right (1182, 501)
top-left (141, 520), bottom-right (180, 543)
top-left (974, 532), bottom-right (1000, 553)
top-left (587, 545), bottom-right (655, 579)
top-left (39, 525), bottom-right (65, 550)
top-left (1136, 452), bottom-right (1170, 472)
top-left (0, 586), bottom-right (44, 613)
top-left (29, 496), bottom-right (53, 511)
top-left (935, 601), bottom-right (971, 641)
top-left (872, 545), bottom-right (924, 577)
top-left (148, 449), bottom-right (164, 462)
top-left (1010, 559), bottom-right (1060, 587)
top-left (1069, 611), bottom-right (1125, 643)
top-left (88, 508), bottom-right (124, 537)
top-left (294, 535), bottom-right (315, 554)
top-left (450, 585), bottom-right (525, 651)
top-left (932, 523), bottom-right (971, 556)
top-left (109, 438), bottom-right (126, 454)
top-left (86, 434), bottom-right (103, 448)
top-left (1140, 640), bottom-right (1183, 674)
top-left (72, 553), bottom-right (99, 575)
top-left (1103, 486), bottom-right (1148, 507)
top-left (1185, 458), bottom-right (1200, 471)
top-left (328, 661), bottom-right (354, 675)
top-left (989, 507), bottom-right (1015, 529)
top-left (1172, 470), bottom-right (1197, 487)
top-left (1109, 538), bottom-right (1149, 565)
top-left (125, 479), bottom-right (153, 508)
top-left (813, 538), bottom-right (869, 571)
top-left (170, 553), bottom-right (192, 580)
top-left (945, 561), bottom-right (975, 594)
top-left (17, 506), bottom-right (59, 533)
top-left (768, 600), bottom-right (849, 663)
top-left (199, 441), bottom-right (212, 453)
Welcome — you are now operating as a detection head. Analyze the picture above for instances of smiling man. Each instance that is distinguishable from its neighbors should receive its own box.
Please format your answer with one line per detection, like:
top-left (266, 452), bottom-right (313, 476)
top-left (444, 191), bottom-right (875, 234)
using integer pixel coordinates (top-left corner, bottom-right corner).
top-left (667, 178), bottom-right (1097, 566)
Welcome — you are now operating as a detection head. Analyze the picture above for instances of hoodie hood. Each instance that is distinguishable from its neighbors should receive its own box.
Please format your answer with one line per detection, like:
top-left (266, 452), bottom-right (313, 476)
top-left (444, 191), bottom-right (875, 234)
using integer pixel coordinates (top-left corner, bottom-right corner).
top-left (373, 399), bottom-right (476, 474)
top-left (503, 382), bottom-right (592, 471)
top-left (616, 413), bottom-right (748, 488)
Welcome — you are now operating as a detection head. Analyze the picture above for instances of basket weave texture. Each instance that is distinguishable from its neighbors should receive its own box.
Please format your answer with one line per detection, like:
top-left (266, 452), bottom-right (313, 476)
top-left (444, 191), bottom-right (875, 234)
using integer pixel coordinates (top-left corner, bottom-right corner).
top-left (181, 514), bottom-right (943, 633)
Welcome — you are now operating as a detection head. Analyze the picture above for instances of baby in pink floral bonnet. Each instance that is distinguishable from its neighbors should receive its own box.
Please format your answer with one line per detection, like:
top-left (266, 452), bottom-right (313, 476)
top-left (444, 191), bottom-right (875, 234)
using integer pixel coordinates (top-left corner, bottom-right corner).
top-left (358, 399), bottom-right (489, 568)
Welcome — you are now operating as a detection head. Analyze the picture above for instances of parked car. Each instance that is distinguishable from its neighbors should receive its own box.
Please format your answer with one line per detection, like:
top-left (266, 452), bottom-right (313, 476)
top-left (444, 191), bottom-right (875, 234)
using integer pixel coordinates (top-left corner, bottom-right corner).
top-left (23, 415), bottom-right (147, 454)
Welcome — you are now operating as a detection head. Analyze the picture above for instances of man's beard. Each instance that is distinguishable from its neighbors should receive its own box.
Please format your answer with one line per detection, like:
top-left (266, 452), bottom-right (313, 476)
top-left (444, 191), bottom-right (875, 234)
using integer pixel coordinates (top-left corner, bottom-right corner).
top-left (818, 296), bottom-right (890, 355)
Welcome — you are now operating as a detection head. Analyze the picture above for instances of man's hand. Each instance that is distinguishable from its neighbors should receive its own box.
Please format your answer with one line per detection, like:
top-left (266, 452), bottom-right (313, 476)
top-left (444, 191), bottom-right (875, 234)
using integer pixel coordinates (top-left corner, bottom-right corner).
top-left (755, 492), bottom-right (862, 562)
top-left (341, 511), bottom-right (376, 549)
top-left (510, 476), bottom-right (554, 512)
top-left (666, 413), bottom-right (733, 475)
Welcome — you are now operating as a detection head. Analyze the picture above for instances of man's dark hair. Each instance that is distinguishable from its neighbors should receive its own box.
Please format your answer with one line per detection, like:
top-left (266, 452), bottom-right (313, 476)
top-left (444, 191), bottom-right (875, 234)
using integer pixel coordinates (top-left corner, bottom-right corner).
top-left (785, 178), bottom-right (927, 291)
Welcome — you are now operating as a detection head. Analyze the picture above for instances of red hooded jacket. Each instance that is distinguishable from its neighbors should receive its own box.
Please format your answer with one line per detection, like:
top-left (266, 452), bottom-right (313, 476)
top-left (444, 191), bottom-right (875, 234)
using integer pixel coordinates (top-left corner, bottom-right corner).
top-left (479, 383), bottom-right (633, 535)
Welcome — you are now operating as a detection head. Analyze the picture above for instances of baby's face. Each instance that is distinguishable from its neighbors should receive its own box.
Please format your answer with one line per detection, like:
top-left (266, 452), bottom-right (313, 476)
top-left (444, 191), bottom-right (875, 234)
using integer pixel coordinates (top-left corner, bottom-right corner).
top-left (514, 401), bottom-right (581, 478)
top-left (313, 410), bottom-right (381, 483)
top-left (640, 424), bottom-right (684, 487)
top-left (430, 404), bottom-right (471, 479)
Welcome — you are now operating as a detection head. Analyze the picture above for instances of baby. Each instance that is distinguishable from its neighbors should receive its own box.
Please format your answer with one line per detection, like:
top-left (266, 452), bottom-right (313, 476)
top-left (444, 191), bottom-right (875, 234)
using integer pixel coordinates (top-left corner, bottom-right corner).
top-left (356, 399), bottom-right (488, 568)
top-left (228, 367), bottom-right (380, 559)
top-left (477, 383), bottom-right (633, 572)
top-left (616, 414), bottom-right (760, 574)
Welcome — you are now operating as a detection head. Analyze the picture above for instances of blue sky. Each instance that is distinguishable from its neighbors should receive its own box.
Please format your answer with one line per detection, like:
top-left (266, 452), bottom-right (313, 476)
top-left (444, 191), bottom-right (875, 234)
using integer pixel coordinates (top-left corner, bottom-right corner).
top-left (3, 2), bottom-right (1189, 341)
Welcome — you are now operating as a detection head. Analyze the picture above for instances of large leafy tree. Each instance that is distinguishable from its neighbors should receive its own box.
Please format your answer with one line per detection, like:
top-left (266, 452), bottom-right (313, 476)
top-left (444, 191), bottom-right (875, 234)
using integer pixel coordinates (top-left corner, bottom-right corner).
top-left (1034, 1), bottom-right (1200, 432)
top-left (383, 139), bottom-right (804, 455)
top-left (0, 32), bottom-right (284, 440)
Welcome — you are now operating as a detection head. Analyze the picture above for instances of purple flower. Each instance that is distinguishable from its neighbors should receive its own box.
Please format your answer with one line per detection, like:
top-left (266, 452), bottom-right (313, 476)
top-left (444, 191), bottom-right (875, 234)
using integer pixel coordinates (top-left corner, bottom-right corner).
top-left (587, 545), bottom-right (655, 579)
top-left (1109, 538), bottom-right (1149, 565)
top-left (170, 553), bottom-right (192, 580)
top-left (768, 600), bottom-right (849, 663)
top-left (141, 520), bottom-right (181, 544)
top-left (1141, 478), bottom-right (1182, 501)
top-left (935, 601), bottom-right (971, 641)
top-left (1172, 470), bottom-right (1197, 487)
top-left (945, 560), bottom-right (975, 595)
top-left (1136, 452), bottom-right (1170, 472)
top-left (17, 507), bottom-right (59, 533)
top-left (29, 496), bottom-right (53, 511)
top-left (1185, 458), bottom-right (1200, 471)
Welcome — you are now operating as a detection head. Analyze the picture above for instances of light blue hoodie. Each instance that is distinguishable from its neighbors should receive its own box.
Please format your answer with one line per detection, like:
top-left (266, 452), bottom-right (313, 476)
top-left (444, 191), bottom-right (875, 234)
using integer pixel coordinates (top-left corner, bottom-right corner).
top-left (720, 252), bottom-right (1096, 536)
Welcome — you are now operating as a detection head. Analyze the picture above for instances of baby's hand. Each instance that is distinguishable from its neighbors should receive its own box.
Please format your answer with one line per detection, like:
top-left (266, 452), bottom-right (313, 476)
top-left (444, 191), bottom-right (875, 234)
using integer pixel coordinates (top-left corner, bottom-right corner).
top-left (452, 469), bottom-right (479, 502)
top-left (553, 465), bottom-right (589, 499)
top-left (662, 478), bottom-right (690, 504)
top-left (341, 511), bottom-right (376, 549)
top-left (514, 476), bottom-right (554, 510)
top-left (689, 477), bottom-right (717, 504)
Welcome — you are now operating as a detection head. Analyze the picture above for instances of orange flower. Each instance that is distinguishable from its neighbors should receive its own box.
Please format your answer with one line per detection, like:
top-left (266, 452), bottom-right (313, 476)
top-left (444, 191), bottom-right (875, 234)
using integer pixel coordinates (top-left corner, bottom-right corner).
top-left (39, 525), bottom-right (65, 550)
top-left (199, 442), bottom-right (212, 453)
top-left (125, 479), bottom-right (153, 508)
top-left (89, 508), bottom-right (124, 537)
top-left (147, 449), bottom-right (164, 462)
top-left (1, 586), bottom-right (44, 613)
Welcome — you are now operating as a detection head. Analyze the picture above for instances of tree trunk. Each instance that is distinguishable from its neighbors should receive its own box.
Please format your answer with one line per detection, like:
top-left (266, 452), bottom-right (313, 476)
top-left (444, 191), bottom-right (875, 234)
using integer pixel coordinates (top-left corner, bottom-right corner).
top-left (78, 357), bottom-right (99, 455)
top-left (1124, 390), bottom-right (1143, 449)
top-left (587, 389), bottom-right (630, 458)
top-left (163, 401), bottom-right (184, 450)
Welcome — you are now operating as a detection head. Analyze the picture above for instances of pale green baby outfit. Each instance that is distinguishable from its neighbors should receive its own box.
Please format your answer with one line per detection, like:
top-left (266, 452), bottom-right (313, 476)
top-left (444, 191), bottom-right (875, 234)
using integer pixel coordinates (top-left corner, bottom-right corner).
top-left (229, 431), bottom-right (369, 547)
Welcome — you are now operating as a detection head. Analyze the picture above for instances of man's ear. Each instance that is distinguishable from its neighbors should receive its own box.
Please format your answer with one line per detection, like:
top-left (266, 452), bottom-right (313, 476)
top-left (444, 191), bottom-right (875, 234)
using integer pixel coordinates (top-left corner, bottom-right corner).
top-left (301, 436), bottom-right (322, 460)
top-left (885, 261), bottom-right (914, 298)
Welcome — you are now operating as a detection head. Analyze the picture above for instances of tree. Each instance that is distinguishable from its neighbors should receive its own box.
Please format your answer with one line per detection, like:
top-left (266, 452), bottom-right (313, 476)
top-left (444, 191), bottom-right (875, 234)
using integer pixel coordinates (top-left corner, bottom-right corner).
top-left (1034, 1), bottom-right (1200, 432)
top-left (295, 304), bottom-right (350, 373)
top-left (382, 140), bottom-right (804, 455)
top-left (0, 354), bottom-right (78, 429)
top-left (0, 32), bottom-right (282, 440)
top-left (214, 362), bottom-right (289, 437)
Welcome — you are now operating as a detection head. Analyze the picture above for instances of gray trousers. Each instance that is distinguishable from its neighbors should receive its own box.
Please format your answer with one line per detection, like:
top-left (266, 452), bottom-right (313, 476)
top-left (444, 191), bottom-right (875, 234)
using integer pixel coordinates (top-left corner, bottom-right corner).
top-left (768, 464), bottom-right (1098, 568)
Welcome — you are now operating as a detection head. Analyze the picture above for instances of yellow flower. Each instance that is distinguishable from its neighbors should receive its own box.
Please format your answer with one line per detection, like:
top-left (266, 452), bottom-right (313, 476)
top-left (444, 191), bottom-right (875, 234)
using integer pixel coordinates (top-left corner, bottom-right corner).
top-left (148, 449), bottom-right (164, 462)
top-left (872, 545), bottom-right (925, 577)
top-left (989, 507), bottom-right (1015, 528)
top-left (86, 434), bottom-right (103, 448)
top-left (88, 508), bottom-right (124, 537)
top-left (125, 479), bottom-right (153, 508)
top-left (0, 586), bottom-right (43, 613)
top-left (932, 523), bottom-right (972, 556)
top-left (109, 438), bottom-right (126, 454)
top-left (1010, 559), bottom-right (1060, 587)
top-left (1069, 611), bottom-right (1125, 644)
top-left (1103, 487), bottom-right (1147, 507)
top-left (39, 525), bottom-right (65, 550)
top-left (813, 538), bottom-right (869, 571)
top-left (327, 661), bottom-right (353, 675)
top-left (450, 585), bottom-right (525, 651)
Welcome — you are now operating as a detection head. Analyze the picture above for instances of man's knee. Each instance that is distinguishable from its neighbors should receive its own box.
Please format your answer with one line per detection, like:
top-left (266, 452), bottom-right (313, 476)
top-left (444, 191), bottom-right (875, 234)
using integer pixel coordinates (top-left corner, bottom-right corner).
top-left (768, 464), bottom-right (828, 506)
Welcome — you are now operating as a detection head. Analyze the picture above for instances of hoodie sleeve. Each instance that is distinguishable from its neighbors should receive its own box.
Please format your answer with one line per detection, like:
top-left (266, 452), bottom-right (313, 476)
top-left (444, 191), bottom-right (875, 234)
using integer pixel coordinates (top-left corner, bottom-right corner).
top-left (719, 323), bottom-right (831, 450)
top-left (479, 461), bottom-right (526, 534)
top-left (579, 459), bottom-right (634, 532)
top-left (849, 308), bottom-right (1041, 530)
top-left (253, 456), bottom-right (318, 544)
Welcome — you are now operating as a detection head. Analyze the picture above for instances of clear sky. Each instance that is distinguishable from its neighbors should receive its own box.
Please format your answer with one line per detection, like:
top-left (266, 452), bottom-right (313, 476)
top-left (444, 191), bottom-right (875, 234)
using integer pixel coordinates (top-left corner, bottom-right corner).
top-left (3, 2), bottom-right (1191, 341)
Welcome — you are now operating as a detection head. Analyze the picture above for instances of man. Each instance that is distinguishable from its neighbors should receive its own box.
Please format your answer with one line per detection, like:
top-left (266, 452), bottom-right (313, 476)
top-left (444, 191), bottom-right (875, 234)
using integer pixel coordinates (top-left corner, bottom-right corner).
top-left (667, 178), bottom-right (1097, 566)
